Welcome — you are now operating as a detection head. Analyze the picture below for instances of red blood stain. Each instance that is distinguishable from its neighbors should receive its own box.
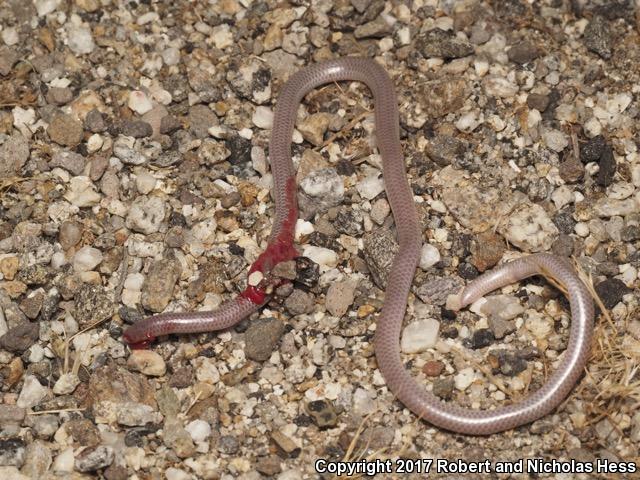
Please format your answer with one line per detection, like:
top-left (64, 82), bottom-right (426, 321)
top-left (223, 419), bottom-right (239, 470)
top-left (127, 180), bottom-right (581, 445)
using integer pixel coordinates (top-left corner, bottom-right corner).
top-left (124, 336), bottom-right (155, 349)
top-left (240, 285), bottom-right (267, 304)
top-left (240, 176), bottom-right (299, 304)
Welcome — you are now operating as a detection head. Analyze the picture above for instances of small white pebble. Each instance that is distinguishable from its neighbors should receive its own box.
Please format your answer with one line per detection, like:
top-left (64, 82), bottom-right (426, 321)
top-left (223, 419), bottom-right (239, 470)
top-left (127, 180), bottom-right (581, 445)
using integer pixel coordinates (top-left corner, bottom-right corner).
top-left (53, 373), bottom-right (80, 395)
top-left (248, 270), bottom-right (263, 287)
top-left (352, 388), bottom-right (376, 416)
top-left (161, 47), bottom-right (181, 66)
top-left (396, 26), bottom-right (411, 45)
top-left (51, 252), bottom-right (67, 269)
top-left (474, 59), bottom-right (489, 76)
top-left (328, 335), bottom-right (346, 349)
top-left (165, 467), bottom-right (193, 480)
top-left (545, 71), bottom-right (560, 85)
top-left (294, 219), bottom-right (314, 240)
top-left (429, 199), bottom-right (447, 213)
top-left (455, 111), bottom-right (483, 132)
top-left (527, 109), bottom-right (542, 129)
top-left (2, 27), bottom-right (19, 46)
top-left (72, 246), bottom-right (103, 272)
top-left (252, 106), bottom-right (273, 129)
top-left (128, 90), bottom-right (153, 115)
top-left (66, 25), bottom-right (96, 55)
top-left (52, 447), bottom-right (75, 473)
top-left (239, 127), bottom-right (253, 139)
top-left (433, 228), bottom-right (448, 242)
top-left (136, 12), bottom-right (159, 25)
top-left (584, 117), bottom-right (602, 137)
top-left (124, 272), bottom-right (145, 291)
top-left (378, 37), bottom-right (394, 52)
top-left (135, 171), bottom-right (157, 194)
top-left (401, 319), bottom-right (440, 353)
top-left (618, 265), bottom-right (637, 287)
top-left (212, 24), bottom-right (233, 49)
top-left (551, 185), bottom-right (574, 210)
top-left (35, 0), bottom-right (59, 16)
top-left (12, 106), bottom-right (36, 128)
top-left (454, 367), bottom-right (476, 391)
top-left (185, 419), bottom-right (211, 443)
top-left (487, 114), bottom-right (506, 132)
top-left (607, 182), bottom-right (634, 200)
top-left (630, 163), bottom-right (640, 188)
top-left (419, 244), bottom-right (441, 270)
top-left (17, 375), bottom-right (49, 408)
top-left (86, 133), bottom-right (103, 153)
top-left (251, 146), bottom-right (268, 176)
top-left (302, 246), bottom-right (338, 269)
top-left (28, 344), bottom-right (45, 363)
top-left (542, 128), bottom-right (568, 152)
top-left (356, 172), bottom-right (385, 200)
top-left (574, 222), bottom-right (590, 237)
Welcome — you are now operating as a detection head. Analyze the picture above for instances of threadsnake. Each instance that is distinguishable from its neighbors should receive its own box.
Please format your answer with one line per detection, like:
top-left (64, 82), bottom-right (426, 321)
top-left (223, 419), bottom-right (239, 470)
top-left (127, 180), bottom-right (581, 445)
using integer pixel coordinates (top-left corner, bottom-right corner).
top-left (123, 57), bottom-right (594, 435)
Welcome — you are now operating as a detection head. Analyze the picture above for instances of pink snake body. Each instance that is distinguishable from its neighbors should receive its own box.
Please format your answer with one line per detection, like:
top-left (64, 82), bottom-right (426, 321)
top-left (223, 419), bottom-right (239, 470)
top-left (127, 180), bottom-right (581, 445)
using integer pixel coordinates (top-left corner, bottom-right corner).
top-left (123, 58), bottom-right (594, 435)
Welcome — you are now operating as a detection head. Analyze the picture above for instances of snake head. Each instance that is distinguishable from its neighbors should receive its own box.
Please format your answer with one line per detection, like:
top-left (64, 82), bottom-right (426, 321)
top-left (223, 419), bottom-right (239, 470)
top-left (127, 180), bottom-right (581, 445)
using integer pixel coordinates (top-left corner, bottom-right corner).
top-left (122, 329), bottom-right (156, 350)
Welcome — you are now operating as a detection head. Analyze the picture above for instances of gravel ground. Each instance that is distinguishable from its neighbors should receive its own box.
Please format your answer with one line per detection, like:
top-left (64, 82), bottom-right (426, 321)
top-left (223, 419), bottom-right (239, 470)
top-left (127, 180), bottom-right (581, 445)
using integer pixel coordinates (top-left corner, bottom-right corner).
top-left (0, 0), bottom-right (639, 479)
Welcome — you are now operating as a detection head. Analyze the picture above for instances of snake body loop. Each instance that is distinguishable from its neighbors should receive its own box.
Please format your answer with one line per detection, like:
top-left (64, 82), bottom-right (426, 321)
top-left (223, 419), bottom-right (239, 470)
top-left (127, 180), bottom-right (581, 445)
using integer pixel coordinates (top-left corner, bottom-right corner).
top-left (123, 58), bottom-right (594, 435)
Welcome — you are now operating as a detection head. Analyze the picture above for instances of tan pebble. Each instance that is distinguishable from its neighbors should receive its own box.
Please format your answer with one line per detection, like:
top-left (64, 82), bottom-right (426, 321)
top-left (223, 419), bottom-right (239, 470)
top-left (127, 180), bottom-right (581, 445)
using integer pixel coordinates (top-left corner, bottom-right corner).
top-left (127, 350), bottom-right (166, 376)
top-left (219, 412), bottom-right (232, 427)
top-left (238, 182), bottom-right (259, 207)
top-left (0, 257), bottom-right (19, 280)
top-left (6, 358), bottom-right (24, 388)
top-left (296, 380), bottom-right (316, 393)
top-left (357, 304), bottom-right (376, 317)
top-left (181, 344), bottom-right (199, 360)
top-left (114, 228), bottom-right (129, 246)
top-left (1, 281), bottom-right (27, 298)
top-left (270, 430), bottom-right (300, 455)
top-left (38, 27), bottom-right (56, 51)
top-left (486, 352), bottom-right (500, 370)
top-left (193, 382), bottom-right (215, 400)
top-left (218, 0), bottom-right (241, 15)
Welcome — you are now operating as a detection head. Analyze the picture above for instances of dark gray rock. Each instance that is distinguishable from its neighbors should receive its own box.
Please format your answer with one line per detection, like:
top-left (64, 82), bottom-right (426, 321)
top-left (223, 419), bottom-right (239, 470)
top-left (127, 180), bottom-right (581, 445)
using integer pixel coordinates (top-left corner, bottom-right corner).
top-left (50, 151), bottom-right (85, 176)
top-left (469, 329), bottom-right (495, 349)
top-left (188, 105), bottom-right (217, 139)
top-left (507, 41), bottom-right (539, 64)
top-left (75, 445), bottom-right (114, 472)
top-left (284, 289), bottom-right (315, 316)
top-left (121, 120), bottom-right (153, 138)
top-left (596, 145), bottom-right (616, 187)
top-left (426, 135), bottom-right (468, 167)
top-left (84, 109), bottom-right (107, 133)
top-left (0, 438), bottom-right (26, 467)
top-left (363, 229), bottom-right (398, 289)
top-left (527, 93), bottom-right (550, 112)
top-left (244, 317), bottom-right (285, 362)
top-left (583, 15), bottom-right (612, 59)
top-left (0, 322), bottom-right (39, 353)
top-left (415, 277), bottom-right (463, 306)
top-left (306, 399), bottom-right (338, 428)
top-left (432, 378), bottom-right (454, 400)
top-left (74, 284), bottom-right (114, 328)
top-left (416, 28), bottom-right (474, 59)
top-left (594, 278), bottom-right (630, 309)
top-left (580, 135), bottom-right (606, 163)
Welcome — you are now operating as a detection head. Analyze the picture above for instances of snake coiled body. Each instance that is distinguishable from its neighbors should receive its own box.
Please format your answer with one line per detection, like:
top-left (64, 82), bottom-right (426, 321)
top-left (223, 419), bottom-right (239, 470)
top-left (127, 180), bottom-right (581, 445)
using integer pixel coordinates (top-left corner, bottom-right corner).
top-left (123, 58), bottom-right (594, 435)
